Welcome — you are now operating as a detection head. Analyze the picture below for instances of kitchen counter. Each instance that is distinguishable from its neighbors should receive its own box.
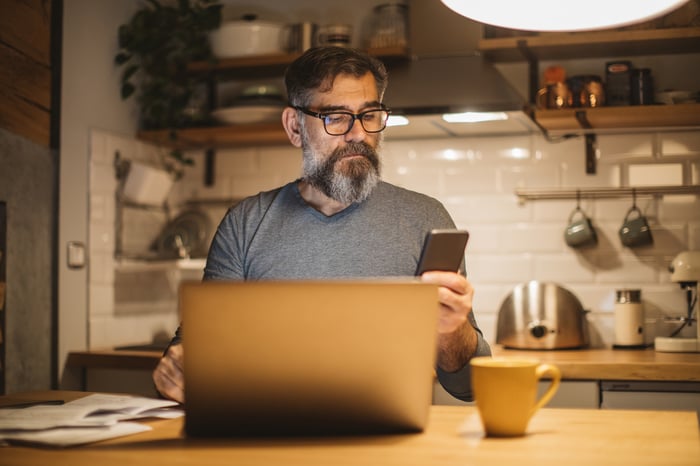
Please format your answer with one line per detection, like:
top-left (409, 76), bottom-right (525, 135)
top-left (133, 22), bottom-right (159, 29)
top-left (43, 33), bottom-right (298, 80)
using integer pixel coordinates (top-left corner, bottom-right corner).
top-left (66, 345), bottom-right (700, 382)
top-left (492, 346), bottom-right (700, 382)
top-left (0, 390), bottom-right (698, 466)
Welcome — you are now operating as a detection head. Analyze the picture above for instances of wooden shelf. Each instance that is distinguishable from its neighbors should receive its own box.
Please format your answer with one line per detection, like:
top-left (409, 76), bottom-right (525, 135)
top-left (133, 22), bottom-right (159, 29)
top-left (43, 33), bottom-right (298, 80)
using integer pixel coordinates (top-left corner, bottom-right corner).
top-left (138, 122), bottom-right (288, 149)
top-left (531, 103), bottom-right (700, 134)
top-left (137, 33), bottom-right (700, 150)
top-left (140, 47), bottom-right (411, 150)
top-left (188, 46), bottom-right (411, 78)
top-left (478, 27), bottom-right (700, 62)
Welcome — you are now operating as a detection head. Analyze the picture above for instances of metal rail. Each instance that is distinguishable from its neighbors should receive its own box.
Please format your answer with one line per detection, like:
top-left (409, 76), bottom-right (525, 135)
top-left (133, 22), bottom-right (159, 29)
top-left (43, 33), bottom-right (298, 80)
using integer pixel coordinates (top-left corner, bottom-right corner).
top-left (515, 185), bottom-right (700, 202)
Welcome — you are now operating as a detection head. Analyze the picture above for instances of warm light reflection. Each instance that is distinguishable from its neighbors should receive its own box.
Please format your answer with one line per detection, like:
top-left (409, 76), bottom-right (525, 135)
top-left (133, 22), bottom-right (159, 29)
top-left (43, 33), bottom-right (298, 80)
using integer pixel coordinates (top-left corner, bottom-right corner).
top-left (442, 112), bottom-right (508, 123)
top-left (507, 148), bottom-right (530, 159)
top-left (441, 149), bottom-right (463, 161)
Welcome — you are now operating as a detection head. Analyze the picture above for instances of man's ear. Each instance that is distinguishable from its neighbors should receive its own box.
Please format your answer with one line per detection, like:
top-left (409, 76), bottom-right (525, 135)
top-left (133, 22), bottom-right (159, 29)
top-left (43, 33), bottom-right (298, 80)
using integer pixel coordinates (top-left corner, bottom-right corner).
top-left (282, 107), bottom-right (302, 147)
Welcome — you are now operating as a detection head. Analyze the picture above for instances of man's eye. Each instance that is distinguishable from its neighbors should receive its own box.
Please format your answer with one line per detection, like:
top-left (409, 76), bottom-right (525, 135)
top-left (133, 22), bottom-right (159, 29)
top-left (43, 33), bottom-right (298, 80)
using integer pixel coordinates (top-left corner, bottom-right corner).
top-left (324, 114), bottom-right (346, 124)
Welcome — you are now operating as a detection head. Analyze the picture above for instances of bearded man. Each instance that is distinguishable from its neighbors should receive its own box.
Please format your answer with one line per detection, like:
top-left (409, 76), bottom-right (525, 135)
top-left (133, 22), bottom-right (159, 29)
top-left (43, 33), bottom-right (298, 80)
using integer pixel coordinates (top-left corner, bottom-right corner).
top-left (152, 46), bottom-right (491, 404)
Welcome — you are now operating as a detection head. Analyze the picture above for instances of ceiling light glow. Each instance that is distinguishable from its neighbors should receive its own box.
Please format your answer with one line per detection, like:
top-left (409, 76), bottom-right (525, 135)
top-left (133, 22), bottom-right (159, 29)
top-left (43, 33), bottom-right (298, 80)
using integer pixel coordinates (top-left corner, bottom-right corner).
top-left (440, 0), bottom-right (689, 32)
top-left (442, 112), bottom-right (509, 123)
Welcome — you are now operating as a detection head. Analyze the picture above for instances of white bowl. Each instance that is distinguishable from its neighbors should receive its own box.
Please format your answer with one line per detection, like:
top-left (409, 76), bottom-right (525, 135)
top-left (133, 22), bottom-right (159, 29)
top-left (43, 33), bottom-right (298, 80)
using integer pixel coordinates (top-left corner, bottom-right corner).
top-left (209, 20), bottom-right (288, 58)
top-left (212, 105), bottom-right (283, 125)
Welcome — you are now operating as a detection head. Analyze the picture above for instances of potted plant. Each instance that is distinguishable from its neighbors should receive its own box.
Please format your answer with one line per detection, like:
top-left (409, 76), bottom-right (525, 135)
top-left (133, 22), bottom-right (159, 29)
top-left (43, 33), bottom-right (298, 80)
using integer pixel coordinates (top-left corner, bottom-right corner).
top-left (115, 0), bottom-right (222, 169)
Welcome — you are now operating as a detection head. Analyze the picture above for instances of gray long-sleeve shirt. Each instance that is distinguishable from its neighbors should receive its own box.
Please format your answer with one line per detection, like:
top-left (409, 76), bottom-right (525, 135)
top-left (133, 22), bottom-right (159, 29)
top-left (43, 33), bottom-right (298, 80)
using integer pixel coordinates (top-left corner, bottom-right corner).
top-left (191, 180), bottom-right (491, 401)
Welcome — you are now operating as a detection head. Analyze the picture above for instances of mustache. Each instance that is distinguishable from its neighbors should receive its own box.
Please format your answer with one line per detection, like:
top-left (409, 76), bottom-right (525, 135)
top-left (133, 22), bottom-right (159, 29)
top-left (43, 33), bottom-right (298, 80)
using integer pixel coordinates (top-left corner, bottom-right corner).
top-left (330, 142), bottom-right (380, 166)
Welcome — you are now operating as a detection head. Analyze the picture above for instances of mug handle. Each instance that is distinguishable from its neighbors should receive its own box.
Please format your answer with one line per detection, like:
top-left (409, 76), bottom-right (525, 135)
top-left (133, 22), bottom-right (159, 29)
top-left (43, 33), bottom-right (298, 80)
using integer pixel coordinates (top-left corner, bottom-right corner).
top-left (624, 205), bottom-right (642, 221)
top-left (531, 363), bottom-right (561, 416)
top-left (568, 206), bottom-right (586, 223)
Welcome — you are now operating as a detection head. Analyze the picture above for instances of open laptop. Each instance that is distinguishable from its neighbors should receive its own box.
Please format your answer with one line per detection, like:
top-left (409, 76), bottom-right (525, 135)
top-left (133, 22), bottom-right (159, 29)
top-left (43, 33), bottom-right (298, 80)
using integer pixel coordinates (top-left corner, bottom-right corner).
top-left (180, 279), bottom-right (440, 437)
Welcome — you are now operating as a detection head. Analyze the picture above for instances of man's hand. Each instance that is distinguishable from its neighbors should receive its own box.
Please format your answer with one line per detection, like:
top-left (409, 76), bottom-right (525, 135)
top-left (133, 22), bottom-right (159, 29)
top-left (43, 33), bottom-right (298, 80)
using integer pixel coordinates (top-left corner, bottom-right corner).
top-left (152, 343), bottom-right (185, 403)
top-left (420, 271), bottom-right (478, 372)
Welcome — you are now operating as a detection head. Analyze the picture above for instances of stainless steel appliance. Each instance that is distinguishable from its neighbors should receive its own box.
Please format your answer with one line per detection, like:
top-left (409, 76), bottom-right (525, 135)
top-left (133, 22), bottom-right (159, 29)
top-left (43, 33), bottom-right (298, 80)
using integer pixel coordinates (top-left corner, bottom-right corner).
top-left (496, 281), bottom-right (588, 350)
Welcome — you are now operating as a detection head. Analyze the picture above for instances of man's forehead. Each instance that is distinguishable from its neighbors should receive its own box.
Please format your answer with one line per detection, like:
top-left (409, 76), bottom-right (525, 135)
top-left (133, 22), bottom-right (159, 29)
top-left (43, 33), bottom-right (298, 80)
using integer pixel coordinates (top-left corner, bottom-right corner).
top-left (312, 72), bottom-right (379, 107)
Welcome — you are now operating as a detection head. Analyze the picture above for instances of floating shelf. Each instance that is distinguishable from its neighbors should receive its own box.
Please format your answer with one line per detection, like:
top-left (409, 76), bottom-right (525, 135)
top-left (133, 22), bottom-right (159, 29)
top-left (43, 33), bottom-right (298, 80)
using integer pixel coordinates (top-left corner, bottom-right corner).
top-left (530, 103), bottom-right (700, 135)
top-left (478, 27), bottom-right (700, 62)
top-left (138, 122), bottom-right (288, 149)
top-left (187, 46), bottom-right (411, 77)
top-left (138, 47), bottom-right (412, 150)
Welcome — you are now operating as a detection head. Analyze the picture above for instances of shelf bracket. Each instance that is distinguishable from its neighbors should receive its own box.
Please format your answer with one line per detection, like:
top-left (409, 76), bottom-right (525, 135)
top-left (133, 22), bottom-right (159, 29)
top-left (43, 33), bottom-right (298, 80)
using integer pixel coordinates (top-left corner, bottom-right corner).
top-left (204, 148), bottom-right (215, 187)
top-left (516, 39), bottom-right (539, 104)
top-left (575, 111), bottom-right (597, 175)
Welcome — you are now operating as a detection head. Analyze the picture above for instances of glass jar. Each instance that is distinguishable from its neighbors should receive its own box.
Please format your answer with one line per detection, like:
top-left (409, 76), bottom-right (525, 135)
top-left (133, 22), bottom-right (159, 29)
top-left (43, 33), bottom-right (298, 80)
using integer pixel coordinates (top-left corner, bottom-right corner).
top-left (368, 3), bottom-right (408, 49)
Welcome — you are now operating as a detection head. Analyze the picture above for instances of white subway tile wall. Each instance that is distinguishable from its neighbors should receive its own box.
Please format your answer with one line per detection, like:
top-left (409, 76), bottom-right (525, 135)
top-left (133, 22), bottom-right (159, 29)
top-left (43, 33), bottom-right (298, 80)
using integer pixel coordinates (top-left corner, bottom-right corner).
top-left (88, 129), bottom-right (181, 348)
top-left (89, 128), bottom-right (700, 349)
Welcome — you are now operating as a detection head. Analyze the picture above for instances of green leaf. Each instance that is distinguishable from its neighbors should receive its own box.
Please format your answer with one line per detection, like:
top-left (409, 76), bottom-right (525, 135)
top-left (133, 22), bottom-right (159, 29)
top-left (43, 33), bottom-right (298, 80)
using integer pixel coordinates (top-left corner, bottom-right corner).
top-left (114, 52), bottom-right (131, 65)
top-left (121, 82), bottom-right (136, 100)
top-left (115, 0), bottom-right (223, 135)
top-left (122, 64), bottom-right (139, 82)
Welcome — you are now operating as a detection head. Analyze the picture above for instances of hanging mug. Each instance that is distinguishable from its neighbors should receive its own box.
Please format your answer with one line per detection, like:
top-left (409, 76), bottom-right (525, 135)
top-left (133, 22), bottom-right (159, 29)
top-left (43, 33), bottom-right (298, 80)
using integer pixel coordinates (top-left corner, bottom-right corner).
top-left (619, 206), bottom-right (653, 247)
top-left (564, 207), bottom-right (598, 248)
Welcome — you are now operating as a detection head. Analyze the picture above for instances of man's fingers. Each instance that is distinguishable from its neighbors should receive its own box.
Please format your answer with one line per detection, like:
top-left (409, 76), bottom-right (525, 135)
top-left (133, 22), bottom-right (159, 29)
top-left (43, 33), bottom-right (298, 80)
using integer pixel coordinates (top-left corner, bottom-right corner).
top-left (153, 344), bottom-right (185, 403)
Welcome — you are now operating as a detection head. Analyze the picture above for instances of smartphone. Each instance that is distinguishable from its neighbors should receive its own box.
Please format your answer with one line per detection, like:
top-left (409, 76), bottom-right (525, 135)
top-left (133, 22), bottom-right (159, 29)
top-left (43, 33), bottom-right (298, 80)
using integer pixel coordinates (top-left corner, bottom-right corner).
top-left (415, 229), bottom-right (470, 276)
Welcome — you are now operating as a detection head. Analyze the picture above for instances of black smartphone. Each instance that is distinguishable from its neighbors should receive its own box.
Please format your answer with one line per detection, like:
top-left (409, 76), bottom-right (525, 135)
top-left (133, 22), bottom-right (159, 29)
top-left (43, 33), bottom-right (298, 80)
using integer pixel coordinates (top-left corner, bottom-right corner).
top-left (415, 229), bottom-right (470, 276)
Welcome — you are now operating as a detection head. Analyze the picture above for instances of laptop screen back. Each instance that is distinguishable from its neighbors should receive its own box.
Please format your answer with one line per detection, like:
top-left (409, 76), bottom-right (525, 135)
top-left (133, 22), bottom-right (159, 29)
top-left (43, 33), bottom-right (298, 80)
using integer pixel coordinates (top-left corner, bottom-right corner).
top-left (181, 280), bottom-right (439, 437)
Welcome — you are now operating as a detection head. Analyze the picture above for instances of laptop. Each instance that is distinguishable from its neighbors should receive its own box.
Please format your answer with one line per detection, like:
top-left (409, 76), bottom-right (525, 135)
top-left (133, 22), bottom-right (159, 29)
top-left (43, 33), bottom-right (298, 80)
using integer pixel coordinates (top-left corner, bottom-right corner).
top-left (180, 279), bottom-right (440, 437)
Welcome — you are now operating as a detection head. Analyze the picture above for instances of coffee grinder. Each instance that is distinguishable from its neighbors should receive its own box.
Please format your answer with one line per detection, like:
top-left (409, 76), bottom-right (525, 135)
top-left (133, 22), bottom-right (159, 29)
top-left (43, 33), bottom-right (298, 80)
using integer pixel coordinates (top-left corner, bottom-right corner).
top-left (655, 251), bottom-right (700, 353)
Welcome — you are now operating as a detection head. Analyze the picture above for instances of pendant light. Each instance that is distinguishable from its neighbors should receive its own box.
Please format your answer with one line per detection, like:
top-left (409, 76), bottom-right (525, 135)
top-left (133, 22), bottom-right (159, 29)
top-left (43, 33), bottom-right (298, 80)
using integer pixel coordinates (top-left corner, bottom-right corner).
top-left (440, 0), bottom-right (689, 32)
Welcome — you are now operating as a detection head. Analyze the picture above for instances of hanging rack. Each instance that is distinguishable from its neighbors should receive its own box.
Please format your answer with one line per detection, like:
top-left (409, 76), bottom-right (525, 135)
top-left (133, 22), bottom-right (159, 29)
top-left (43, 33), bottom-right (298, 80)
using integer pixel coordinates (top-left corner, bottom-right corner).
top-left (515, 185), bottom-right (700, 203)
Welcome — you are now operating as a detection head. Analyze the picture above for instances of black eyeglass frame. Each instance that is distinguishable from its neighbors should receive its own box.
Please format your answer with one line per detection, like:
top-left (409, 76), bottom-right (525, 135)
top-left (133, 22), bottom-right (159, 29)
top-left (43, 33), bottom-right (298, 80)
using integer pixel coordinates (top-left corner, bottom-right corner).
top-left (292, 105), bottom-right (391, 136)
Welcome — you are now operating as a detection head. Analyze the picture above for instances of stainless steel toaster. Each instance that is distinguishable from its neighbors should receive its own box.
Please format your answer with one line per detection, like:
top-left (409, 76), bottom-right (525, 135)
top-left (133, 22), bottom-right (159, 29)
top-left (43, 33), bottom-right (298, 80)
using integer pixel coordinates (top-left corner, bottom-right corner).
top-left (496, 281), bottom-right (589, 350)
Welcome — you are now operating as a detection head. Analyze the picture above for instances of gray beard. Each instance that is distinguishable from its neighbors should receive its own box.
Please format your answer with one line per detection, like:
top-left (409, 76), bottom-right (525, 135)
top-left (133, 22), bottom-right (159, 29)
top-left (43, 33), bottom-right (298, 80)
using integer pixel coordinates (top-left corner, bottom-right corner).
top-left (300, 133), bottom-right (382, 205)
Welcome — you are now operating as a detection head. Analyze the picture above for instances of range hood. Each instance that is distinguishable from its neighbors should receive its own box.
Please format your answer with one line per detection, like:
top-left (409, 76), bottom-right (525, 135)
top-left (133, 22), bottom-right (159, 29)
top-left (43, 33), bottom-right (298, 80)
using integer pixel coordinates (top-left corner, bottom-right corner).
top-left (381, 0), bottom-right (534, 138)
top-left (384, 54), bottom-right (526, 116)
top-left (382, 54), bottom-right (536, 138)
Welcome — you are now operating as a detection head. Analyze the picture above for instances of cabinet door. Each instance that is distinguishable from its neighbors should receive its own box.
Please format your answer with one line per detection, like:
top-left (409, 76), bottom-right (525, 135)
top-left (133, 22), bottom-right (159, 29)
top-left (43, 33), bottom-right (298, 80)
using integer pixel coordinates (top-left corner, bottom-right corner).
top-left (601, 381), bottom-right (700, 414)
top-left (537, 380), bottom-right (599, 409)
top-left (432, 380), bottom-right (599, 408)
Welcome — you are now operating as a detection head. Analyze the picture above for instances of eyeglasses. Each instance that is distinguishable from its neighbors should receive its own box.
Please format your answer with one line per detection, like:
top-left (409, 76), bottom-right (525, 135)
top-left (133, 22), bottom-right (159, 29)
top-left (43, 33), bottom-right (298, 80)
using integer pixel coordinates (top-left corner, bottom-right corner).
top-left (293, 106), bottom-right (391, 136)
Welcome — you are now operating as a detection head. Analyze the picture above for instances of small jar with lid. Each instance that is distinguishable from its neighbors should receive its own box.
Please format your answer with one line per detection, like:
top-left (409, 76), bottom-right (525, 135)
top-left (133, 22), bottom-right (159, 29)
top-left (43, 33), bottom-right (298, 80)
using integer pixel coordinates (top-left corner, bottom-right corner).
top-left (614, 289), bottom-right (644, 347)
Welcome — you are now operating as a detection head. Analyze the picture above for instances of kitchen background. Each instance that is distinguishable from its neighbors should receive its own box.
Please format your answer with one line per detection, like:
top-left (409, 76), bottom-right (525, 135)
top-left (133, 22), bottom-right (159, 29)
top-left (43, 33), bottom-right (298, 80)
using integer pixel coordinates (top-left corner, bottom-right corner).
top-left (88, 122), bottom-right (700, 351)
top-left (84, 0), bottom-right (700, 352)
top-left (1, 0), bottom-right (699, 393)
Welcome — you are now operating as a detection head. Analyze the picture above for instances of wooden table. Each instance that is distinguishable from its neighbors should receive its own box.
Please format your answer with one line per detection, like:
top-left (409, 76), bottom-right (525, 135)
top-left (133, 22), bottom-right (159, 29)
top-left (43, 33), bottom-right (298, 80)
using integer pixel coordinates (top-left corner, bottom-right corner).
top-left (0, 391), bottom-right (698, 466)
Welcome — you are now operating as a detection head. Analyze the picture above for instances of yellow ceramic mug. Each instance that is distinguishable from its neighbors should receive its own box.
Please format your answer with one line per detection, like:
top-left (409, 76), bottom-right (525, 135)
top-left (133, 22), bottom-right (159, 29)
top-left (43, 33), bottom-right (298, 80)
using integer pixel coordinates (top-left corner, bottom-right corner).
top-left (470, 356), bottom-right (561, 437)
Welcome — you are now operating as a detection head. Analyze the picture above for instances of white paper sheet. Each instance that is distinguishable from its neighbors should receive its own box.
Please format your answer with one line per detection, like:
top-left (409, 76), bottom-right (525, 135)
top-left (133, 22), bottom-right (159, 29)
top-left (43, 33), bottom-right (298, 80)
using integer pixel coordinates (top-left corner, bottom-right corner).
top-left (0, 393), bottom-right (183, 447)
top-left (0, 422), bottom-right (152, 447)
top-left (0, 394), bottom-right (181, 430)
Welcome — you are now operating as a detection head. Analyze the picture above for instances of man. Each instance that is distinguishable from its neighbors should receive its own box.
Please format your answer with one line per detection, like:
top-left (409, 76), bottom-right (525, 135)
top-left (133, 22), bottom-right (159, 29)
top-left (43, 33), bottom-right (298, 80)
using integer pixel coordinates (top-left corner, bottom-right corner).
top-left (153, 46), bottom-right (491, 404)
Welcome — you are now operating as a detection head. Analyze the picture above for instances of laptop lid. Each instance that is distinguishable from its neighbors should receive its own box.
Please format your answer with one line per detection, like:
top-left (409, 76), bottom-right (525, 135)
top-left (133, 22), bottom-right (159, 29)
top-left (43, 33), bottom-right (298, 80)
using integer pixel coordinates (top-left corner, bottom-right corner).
top-left (181, 279), bottom-right (439, 437)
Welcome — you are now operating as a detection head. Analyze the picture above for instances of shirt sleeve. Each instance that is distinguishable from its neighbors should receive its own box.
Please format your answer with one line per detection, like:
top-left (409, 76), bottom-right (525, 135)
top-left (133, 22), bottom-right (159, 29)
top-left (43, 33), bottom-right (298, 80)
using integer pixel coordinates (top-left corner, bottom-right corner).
top-left (435, 312), bottom-right (492, 402)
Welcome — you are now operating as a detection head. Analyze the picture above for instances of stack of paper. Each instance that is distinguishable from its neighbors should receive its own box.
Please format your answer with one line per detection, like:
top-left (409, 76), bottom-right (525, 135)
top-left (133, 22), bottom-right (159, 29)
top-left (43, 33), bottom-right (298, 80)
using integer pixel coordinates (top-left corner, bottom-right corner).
top-left (0, 394), bottom-right (183, 447)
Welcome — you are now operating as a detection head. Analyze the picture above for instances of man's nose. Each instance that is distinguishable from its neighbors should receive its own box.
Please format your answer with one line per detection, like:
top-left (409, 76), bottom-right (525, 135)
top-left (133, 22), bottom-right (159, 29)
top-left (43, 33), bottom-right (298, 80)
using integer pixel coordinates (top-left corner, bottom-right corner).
top-left (344, 118), bottom-right (367, 142)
